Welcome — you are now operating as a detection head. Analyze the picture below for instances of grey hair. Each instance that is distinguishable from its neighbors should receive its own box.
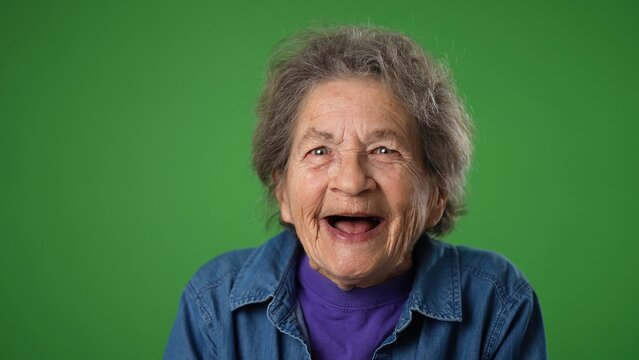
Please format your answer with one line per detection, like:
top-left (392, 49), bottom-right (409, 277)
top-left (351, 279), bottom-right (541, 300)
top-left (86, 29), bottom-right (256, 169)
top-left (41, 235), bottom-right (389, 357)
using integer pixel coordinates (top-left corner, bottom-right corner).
top-left (252, 25), bottom-right (473, 236)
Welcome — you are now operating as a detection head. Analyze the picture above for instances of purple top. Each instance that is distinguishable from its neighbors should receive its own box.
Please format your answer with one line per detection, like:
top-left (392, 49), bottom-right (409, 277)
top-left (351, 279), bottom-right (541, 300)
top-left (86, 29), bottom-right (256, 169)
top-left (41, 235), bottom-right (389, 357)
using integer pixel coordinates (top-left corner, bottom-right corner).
top-left (296, 254), bottom-right (413, 360)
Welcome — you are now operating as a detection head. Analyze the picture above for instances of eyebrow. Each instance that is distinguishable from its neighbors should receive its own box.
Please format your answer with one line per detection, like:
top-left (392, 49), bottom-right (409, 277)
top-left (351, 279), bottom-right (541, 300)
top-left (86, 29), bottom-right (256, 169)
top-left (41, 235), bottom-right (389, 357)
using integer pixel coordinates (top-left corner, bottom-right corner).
top-left (299, 128), bottom-right (334, 143)
top-left (298, 127), bottom-right (402, 144)
top-left (367, 129), bottom-right (401, 143)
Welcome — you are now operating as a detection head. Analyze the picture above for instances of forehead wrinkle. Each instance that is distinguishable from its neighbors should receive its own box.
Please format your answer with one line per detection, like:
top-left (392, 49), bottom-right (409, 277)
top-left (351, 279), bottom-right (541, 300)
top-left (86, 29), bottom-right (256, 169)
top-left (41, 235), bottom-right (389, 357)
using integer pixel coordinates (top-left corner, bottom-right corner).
top-left (298, 127), bottom-right (335, 144)
top-left (296, 80), bottom-right (415, 147)
top-left (298, 124), bottom-right (410, 150)
top-left (366, 129), bottom-right (401, 143)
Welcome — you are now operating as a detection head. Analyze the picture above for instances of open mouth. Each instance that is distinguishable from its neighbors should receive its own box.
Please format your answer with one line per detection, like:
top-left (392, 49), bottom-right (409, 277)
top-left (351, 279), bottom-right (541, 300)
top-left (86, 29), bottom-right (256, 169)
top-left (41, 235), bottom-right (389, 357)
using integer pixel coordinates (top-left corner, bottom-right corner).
top-left (325, 215), bottom-right (383, 234)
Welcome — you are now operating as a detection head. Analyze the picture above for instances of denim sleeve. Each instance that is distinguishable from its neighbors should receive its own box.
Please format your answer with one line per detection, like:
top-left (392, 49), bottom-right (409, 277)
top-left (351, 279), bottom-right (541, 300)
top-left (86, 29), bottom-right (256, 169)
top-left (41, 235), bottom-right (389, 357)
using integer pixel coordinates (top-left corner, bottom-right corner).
top-left (163, 283), bottom-right (217, 360)
top-left (491, 288), bottom-right (547, 360)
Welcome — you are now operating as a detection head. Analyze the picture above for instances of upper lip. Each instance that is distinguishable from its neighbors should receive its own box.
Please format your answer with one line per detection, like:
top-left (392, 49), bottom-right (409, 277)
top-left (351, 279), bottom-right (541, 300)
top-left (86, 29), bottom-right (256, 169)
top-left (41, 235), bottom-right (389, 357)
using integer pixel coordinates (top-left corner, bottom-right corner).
top-left (323, 212), bottom-right (383, 218)
top-left (322, 213), bottom-right (385, 233)
top-left (322, 213), bottom-right (385, 227)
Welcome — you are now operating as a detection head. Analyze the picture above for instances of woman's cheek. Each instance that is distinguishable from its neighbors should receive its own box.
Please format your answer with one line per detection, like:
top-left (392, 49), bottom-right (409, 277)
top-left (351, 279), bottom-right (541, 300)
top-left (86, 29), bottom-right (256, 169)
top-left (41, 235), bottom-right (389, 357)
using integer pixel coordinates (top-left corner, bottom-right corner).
top-left (383, 164), bottom-right (430, 242)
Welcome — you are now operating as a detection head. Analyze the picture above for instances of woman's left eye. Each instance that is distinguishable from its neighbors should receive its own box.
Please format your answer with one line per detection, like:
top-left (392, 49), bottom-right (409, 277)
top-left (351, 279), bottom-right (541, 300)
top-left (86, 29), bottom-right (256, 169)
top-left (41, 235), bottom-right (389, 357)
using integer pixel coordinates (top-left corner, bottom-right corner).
top-left (309, 146), bottom-right (329, 156)
top-left (373, 146), bottom-right (395, 155)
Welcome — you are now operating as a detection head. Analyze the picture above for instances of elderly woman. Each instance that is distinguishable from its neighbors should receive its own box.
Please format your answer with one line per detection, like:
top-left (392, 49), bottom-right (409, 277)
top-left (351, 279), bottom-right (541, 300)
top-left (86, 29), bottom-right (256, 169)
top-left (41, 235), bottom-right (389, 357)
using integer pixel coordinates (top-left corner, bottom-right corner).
top-left (164, 26), bottom-right (546, 359)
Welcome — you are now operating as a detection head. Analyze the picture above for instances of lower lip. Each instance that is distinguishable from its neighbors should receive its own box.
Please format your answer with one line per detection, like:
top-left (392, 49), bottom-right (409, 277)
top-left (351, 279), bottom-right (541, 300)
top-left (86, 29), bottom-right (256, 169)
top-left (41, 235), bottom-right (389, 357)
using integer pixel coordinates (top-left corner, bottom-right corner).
top-left (320, 218), bottom-right (386, 242)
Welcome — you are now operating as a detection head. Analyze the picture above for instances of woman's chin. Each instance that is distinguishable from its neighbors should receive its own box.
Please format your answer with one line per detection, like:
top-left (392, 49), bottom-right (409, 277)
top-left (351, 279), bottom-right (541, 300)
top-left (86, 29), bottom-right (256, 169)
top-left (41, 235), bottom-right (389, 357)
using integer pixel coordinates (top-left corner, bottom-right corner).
top-left (314, 254), bottom-right (386, 289)
top-left (303, 220), bottom-right (395, 288)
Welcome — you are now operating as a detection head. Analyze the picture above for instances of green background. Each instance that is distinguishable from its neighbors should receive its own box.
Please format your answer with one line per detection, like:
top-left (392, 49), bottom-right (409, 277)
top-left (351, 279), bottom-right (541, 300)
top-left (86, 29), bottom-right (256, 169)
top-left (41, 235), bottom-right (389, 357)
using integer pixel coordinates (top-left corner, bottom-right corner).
top-left (2, 0), bottom-right (637, 358)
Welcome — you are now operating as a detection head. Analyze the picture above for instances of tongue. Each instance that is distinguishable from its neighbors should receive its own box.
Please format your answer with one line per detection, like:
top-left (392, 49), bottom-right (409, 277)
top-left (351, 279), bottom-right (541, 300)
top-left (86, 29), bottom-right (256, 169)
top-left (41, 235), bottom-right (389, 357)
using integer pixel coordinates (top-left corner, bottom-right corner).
top-left (333, 218), bottom-right (376, 234)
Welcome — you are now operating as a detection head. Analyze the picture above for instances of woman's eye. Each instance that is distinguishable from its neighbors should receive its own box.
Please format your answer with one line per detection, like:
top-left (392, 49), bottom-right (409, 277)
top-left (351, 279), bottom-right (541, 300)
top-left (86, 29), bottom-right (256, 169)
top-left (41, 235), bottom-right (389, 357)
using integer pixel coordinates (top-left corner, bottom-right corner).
top-left (374, 146), bottom-right (395, 155)
top-left (310, 146), bottom-right (328, 156)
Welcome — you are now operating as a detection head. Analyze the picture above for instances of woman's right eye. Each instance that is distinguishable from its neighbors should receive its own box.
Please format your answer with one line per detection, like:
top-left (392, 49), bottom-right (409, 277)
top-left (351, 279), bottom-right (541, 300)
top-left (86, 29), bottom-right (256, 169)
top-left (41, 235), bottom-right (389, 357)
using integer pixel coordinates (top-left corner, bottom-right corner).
top-left (310, 146), bottom-right (328, 156)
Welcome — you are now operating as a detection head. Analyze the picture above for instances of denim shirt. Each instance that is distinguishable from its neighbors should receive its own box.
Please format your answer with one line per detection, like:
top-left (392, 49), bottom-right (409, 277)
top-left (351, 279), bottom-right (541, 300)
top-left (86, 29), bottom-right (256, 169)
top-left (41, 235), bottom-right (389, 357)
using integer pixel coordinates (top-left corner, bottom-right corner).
top-left (164, 231), bottom-right (546, 359)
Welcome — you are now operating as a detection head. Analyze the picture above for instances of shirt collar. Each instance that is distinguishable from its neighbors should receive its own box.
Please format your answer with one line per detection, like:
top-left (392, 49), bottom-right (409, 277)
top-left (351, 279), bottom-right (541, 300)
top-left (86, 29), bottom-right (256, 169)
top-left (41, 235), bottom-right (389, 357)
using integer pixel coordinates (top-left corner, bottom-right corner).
top-left (229, 231), bottom-right (462, 322)
top-left (407, 235), bottom-right (463, 322)
top-left (229, 230), bottom-right (300, 311)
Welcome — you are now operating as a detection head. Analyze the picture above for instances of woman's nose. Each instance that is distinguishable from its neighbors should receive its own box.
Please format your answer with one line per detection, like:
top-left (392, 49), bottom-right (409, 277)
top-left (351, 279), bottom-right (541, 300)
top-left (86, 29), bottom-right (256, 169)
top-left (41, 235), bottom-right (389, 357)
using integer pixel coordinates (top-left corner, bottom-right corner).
top-left (331, 153), bottom-right (376, 196)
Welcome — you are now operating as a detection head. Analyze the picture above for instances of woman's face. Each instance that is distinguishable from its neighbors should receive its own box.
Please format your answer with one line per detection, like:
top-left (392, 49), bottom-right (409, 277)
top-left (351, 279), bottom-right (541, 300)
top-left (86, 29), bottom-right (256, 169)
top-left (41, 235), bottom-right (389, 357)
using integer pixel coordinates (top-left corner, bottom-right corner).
top-left (277, 78), bottom-right (444, 290)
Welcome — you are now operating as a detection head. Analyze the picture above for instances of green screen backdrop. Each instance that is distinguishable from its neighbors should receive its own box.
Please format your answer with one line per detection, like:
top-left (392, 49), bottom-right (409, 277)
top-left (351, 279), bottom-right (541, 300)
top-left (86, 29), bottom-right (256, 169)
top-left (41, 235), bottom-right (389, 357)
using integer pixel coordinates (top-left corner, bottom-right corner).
top-left (2, 0), bottom-right (638, 358)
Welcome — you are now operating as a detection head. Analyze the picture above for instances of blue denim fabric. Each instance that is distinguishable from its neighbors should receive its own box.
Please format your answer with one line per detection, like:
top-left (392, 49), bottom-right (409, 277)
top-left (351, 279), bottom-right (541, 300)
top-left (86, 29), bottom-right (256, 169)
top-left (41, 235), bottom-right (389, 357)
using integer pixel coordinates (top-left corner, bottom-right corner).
top-left (164, 230), bottom-right (546, 359)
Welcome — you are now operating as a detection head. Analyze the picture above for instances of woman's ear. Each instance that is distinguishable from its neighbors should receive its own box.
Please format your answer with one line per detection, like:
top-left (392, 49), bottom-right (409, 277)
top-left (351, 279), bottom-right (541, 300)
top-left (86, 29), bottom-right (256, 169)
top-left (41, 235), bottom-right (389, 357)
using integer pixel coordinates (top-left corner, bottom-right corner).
top-left (273, 172), bottom-right (292, 223)
top-left (426, 187), bottom-right (447, 228)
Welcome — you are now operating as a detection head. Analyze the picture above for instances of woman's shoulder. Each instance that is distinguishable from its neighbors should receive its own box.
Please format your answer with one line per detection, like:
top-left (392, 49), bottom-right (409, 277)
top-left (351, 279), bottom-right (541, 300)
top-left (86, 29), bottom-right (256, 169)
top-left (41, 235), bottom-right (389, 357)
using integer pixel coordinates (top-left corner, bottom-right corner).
top-left (185, 231), bottom-right (297, 297)
top-left (456, 243), bottom-right (529, 282)
top-left (187, 247), bottom-right (256, 293)
top-left (435, 240), bottom-right (535, 306)
top-left (408, 239), bottom-right (545, 359)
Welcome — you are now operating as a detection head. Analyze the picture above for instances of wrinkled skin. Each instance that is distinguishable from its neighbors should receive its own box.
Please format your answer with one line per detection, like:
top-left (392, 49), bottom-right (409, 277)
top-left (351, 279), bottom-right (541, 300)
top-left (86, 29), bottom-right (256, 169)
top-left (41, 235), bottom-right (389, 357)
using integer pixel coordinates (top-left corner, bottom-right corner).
top-left (276, 78), bottom-right (445, 290)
